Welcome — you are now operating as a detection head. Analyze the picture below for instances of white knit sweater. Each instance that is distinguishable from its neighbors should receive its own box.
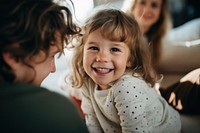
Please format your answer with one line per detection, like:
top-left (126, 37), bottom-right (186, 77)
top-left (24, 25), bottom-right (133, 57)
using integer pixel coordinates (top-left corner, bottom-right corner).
top-left (81, 73), bottom-right (181, 133)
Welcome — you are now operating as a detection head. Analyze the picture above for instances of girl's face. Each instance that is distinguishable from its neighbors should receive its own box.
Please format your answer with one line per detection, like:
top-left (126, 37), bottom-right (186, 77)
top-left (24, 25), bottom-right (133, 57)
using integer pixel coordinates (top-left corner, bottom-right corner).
top-left (83, 29), bottom-right (131, 90)
top-left (133, 0), bottom-right (162, 33)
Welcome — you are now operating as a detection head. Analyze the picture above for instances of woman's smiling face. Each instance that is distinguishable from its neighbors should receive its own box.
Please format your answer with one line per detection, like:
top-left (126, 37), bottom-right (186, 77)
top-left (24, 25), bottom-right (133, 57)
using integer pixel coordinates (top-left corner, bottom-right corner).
top-left (83, 29), bottom-right (131, 90)
top-left (133, 0), bottom-right (162, 33)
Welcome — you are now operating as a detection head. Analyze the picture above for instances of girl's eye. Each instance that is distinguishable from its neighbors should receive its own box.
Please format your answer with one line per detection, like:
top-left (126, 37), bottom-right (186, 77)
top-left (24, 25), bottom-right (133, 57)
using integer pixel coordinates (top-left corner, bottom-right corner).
top-left (111, 47), bottom-right (120, 52)
top-left (89, 46), bottom-right (99, 51)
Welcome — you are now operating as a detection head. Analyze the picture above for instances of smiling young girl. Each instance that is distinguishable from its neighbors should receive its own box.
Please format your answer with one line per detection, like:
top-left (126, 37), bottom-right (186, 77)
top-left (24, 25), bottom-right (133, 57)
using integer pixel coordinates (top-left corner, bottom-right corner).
top-left (70, 8), bottom-right (181, 133)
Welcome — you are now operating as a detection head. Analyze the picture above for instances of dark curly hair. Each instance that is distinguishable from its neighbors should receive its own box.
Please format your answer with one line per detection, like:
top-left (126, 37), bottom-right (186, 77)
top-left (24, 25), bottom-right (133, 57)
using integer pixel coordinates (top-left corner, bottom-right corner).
top-left (0, 0), bottom-right (81, 82)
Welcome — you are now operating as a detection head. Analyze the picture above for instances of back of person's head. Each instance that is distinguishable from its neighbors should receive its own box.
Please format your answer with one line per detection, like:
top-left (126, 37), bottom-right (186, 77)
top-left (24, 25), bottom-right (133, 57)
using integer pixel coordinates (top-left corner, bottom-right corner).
top-left (71, 8), bottom-right (158, 88)
top-left (0, 0), bottom-right (81, 82)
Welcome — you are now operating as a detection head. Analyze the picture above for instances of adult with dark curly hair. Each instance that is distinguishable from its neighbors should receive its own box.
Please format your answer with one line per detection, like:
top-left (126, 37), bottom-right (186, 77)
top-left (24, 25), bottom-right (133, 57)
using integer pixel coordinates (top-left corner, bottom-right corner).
top-left (0, 0), bottom-right (88, 132)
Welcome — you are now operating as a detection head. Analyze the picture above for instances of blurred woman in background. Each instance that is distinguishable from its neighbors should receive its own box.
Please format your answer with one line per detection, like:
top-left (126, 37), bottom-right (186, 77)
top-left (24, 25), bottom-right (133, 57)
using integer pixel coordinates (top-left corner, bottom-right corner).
top-left (122, 0), bottom-right (200, 114)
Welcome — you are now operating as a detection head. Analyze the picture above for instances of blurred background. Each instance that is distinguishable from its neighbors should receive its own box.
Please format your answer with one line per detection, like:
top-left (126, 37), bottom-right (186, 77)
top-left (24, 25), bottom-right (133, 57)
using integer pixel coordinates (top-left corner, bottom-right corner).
top-left (93, 0), bottom-right (200, 27)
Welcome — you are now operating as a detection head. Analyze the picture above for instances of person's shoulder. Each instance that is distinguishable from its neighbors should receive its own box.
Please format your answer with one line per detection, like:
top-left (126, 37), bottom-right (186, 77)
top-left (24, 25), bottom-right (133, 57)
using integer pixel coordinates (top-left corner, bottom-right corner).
top-left (0, 82), bottom-right (89, 133)
top-left (116, 73), bottom-right (145, 85)
top-left (111, 73), bottom-right (148, 93)
top-left (111, 73), bottom-right (151, 100)
top-left (1, 82), bottom-right (74, 107)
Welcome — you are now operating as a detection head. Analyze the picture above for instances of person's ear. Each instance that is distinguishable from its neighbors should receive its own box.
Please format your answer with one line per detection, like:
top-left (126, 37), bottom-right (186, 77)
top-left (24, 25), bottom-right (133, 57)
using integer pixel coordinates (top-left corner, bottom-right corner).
top-left (2, 52), bottom-right (17, 67)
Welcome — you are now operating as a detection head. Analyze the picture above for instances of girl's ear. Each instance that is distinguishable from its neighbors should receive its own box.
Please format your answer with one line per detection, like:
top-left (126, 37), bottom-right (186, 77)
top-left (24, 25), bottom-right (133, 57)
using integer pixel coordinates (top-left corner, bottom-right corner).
top-left (2, 52), bottom-right (17, 67)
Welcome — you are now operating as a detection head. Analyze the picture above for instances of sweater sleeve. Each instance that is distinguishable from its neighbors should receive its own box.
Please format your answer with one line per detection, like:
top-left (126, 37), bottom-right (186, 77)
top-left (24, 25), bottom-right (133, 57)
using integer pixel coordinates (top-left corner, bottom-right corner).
top-left (113, 76), bottom-right (150, 133)
top-left (81, 86), bottom-right (103, 133)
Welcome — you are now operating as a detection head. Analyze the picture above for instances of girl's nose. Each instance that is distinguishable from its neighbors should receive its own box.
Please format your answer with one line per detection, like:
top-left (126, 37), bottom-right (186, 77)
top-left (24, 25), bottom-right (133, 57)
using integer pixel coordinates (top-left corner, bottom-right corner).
top-left (96, 51), bottom-right (110, 62)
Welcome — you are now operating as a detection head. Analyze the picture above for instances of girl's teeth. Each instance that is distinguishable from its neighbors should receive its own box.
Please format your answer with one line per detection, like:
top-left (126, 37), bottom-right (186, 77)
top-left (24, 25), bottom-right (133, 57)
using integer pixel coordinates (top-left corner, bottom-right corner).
top-left (96, 68), bottom-right (110, 73)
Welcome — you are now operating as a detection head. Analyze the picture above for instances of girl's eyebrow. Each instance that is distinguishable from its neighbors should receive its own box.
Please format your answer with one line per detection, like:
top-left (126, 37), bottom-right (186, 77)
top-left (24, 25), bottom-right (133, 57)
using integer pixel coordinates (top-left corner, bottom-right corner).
top-left (86, 40), bottom-right (126, 47)
top-left (112, 42), bottom-right (126, 47)
top-left (86, 41), bottom-right (98, 45)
